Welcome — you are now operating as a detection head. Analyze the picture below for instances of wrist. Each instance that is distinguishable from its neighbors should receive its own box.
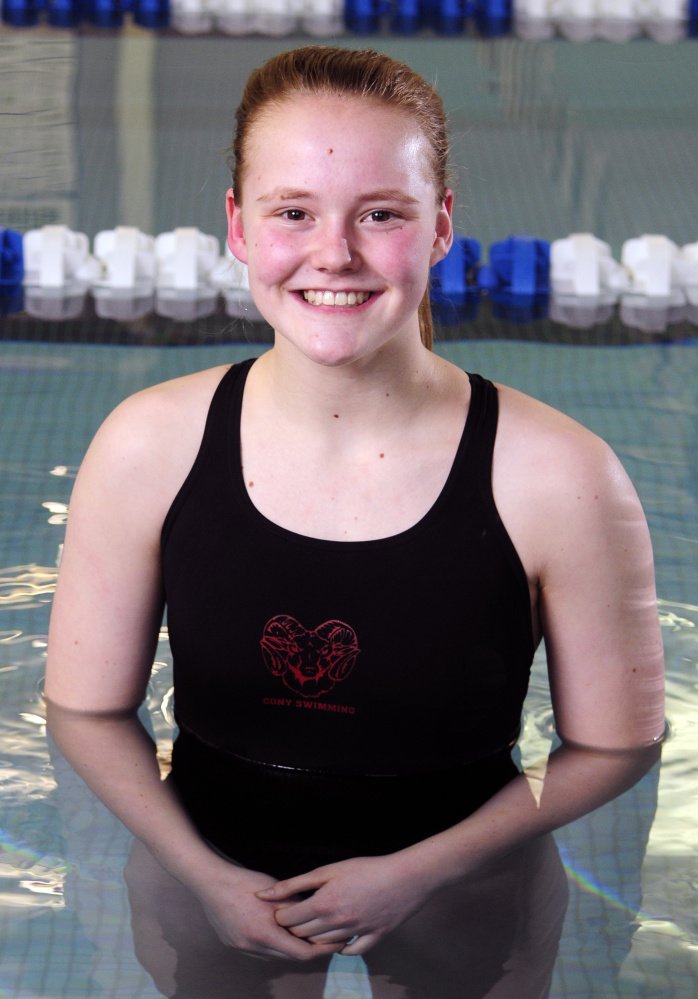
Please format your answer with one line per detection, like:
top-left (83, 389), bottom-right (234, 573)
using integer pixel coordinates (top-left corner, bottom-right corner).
top-left (390, 837), bottom-right (459, 895)
top-left (144, 832), bottom-right (233, 889)
top-left (396, 819), bottom-right (493, 891)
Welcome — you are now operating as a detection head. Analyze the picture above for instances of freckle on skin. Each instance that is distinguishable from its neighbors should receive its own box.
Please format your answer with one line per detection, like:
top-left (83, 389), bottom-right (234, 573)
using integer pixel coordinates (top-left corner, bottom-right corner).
top-left (594, 495), bottom-right (598, 499)
top-left (379, 453), bottom-right (385, 458)
top-left (327, 148), bottom-right (333, 154)
top-left (249, 481), bottom-right (254, 487)
top-left (334, 414), bottom-right (339, 419)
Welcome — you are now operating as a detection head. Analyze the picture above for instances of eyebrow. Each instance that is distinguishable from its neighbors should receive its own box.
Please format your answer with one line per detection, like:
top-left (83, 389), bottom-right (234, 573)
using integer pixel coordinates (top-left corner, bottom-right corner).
top-left (256, 187), bottom-right (421, 205)
top-left (359, 189), bottom-right (421, 206)
top-left (256, 188), bottom-right (314, 204)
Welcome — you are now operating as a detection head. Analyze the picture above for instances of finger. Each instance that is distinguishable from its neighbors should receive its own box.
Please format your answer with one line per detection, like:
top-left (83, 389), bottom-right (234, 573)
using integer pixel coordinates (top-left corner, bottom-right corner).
top-left (273, 901), bottom-right (323, 929)
top-left (257, 933), bottom-right (341, 962)
top-left (308, 929), bottom-right (357, 944)
top-left (256, 871), bottom-right (326, 902)
top-left (341, 934), bottom-right (378, 956)
top-left (283, 917), bottom-right (332, 937)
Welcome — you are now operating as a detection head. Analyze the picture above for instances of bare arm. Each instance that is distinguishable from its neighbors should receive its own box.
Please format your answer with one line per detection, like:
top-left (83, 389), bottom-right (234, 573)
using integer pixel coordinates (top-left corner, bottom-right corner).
top-left (45, 381), bottom-right (339, 961)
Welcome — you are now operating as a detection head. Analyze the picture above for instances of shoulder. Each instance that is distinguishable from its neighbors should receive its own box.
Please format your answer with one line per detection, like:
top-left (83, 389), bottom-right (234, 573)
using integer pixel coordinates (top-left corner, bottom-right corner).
top-left (73, 364), bottom-right (233, 533)
top-left (93, 363), bottom-right (231, 457)
top-left (491, 382), bottom-right (645, 581)
top-left (87, 364), bottom-right (230, 475)
top-left (494, 381), bottom-right (626, 496)
top-left (494, 381), bottom-right (608, 460)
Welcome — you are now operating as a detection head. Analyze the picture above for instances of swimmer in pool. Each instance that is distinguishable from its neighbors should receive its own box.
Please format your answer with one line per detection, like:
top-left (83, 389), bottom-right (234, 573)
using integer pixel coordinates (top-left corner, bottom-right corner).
top-left (45, 46), bottom-right (664, 993)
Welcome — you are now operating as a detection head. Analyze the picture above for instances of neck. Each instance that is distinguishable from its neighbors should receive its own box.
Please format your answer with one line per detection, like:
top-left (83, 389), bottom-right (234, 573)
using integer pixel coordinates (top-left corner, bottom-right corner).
top-left (252, 335), bottom-right (445, 438)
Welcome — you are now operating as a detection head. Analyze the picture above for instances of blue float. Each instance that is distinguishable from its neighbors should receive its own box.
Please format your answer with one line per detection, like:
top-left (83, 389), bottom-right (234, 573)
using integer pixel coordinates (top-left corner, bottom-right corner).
top-left (83, 0), bottom-right (125, 27)
top-left (431, 293), bottom-right (481, 326)
top-left (0, 229), bottom-right (23, 289)
top-left (487, 288), bottom-right (549, 324)
top-left (431, 236), bottom-right (481, 304)
top-left (1, 0), bottom-right (41, 26)
top-left (133, 0), bottom-right (168, 27)
top-left (421, 0), bottom-right (472, 33)
top-left (689, 0), bottom-right (698, 34)
top-left (344, 0), bottom-right (388, 32)
top-left (0, 228), bottom-right (24, 316)
top-left (477, 236), bottom-right (550, 296)
top-left (476, 236), bottom-right (549, 323)
top-left (389, 0), bottom-right (422, 33)
top-left (473, 0), bottom-right (511, 36)
top-left (47, 0), bottom-right (82, 25)
top-left (434, 0), bottom-right (467, 34)
top-left (430, 236), bottom-right (481, 325)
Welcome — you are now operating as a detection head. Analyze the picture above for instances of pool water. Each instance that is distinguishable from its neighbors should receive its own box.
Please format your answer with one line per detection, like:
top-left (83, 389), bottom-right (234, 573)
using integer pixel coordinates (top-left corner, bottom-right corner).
top-left (0, 339), bottom-right (696, 997)
top-left (1, 25), bottom-right (698, 999)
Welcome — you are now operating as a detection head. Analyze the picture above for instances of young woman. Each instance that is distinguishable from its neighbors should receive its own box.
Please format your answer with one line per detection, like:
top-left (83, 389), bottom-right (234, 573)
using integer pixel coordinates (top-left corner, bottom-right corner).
top-left (45, 46), bottom-right (664, 995)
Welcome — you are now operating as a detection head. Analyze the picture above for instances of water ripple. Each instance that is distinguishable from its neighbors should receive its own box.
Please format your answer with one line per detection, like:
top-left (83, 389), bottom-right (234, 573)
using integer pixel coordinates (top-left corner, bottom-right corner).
top-left (0, 565), bottom-right (58, 609)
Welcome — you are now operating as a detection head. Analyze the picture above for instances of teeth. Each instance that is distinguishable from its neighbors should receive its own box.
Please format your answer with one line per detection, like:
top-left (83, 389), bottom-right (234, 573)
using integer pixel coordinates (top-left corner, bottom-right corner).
top-left (303, 290), bottom-right (370, 307)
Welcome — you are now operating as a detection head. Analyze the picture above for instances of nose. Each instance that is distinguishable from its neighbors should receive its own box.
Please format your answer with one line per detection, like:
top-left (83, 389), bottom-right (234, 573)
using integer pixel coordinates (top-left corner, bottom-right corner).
top-left (308, 220), bottom-right (359, 274)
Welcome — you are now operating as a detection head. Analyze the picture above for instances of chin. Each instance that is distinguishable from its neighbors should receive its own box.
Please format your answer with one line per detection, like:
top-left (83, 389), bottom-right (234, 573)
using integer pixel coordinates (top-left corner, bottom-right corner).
top-left (302, 344), bottom-right (368, 368)
top-left (275, 328), bottom-right (381, 368)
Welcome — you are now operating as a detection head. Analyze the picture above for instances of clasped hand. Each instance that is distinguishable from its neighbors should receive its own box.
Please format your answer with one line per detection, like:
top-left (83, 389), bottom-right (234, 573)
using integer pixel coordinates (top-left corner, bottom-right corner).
top-left (256, 854), bottom-right (432, 956)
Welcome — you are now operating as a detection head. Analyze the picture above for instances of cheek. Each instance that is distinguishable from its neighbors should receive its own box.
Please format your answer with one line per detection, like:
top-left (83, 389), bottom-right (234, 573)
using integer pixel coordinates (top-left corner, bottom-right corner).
top-left (248, 235), bottom-right (298, 286)
top-left (380, 231), bottom-right (434, 287)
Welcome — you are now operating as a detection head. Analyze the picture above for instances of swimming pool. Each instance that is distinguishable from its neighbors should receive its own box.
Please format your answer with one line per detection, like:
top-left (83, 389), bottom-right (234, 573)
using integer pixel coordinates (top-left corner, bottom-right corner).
top-left (0, 338), bottom-right (696, 996)
top-left (1, 26), bottom-right (697, 999)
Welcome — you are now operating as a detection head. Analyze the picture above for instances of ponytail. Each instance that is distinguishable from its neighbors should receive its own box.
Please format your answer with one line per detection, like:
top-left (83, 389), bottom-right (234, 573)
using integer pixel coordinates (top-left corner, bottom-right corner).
top-left (418, 287), bottom-right (434, 351)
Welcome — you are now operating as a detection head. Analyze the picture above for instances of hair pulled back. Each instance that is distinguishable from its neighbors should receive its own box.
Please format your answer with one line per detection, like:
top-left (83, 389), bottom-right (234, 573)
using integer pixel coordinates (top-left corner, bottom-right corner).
top-left (231, 46), bottom-right (449, 350)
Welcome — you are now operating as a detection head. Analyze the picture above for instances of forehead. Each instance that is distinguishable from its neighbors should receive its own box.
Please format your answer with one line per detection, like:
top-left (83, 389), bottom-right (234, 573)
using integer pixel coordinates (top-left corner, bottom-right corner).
top-left (243, 94), bottom-right (434, 190)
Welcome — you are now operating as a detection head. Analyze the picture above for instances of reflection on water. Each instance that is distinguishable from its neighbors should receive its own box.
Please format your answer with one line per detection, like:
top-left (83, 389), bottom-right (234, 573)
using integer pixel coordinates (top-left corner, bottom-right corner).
top-left (0, 595), bottom-right (694, 997)
top-left (658, 601), bottom-right (697, 632)
top-left (0, 338), bottom-right (696, 996)
top-left (0, 565), bottom-right (58, 609)
top-left (121, 831), bottom-right (567, 999)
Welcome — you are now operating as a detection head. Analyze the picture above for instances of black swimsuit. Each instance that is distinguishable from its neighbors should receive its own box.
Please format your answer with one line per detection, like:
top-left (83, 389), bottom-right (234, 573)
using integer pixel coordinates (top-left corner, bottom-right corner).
top-left (162, 359), bottom-right (534, 878)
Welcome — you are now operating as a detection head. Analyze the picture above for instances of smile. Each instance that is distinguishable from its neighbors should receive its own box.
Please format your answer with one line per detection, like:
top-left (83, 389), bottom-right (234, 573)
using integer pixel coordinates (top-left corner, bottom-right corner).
top-left (302, 290), bottom-right (372, 307)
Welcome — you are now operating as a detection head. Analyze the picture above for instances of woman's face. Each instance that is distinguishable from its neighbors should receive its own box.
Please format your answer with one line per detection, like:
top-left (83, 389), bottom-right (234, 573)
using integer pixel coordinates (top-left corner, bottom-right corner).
top-left (227, 95), bottom-right (453, 368)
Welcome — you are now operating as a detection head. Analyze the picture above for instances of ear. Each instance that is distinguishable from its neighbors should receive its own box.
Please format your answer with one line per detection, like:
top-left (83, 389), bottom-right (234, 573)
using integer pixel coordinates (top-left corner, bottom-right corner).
top-left (430, 188), bottom-right (454, 267)
top-left (226, 188), bottom-right (248, 264)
